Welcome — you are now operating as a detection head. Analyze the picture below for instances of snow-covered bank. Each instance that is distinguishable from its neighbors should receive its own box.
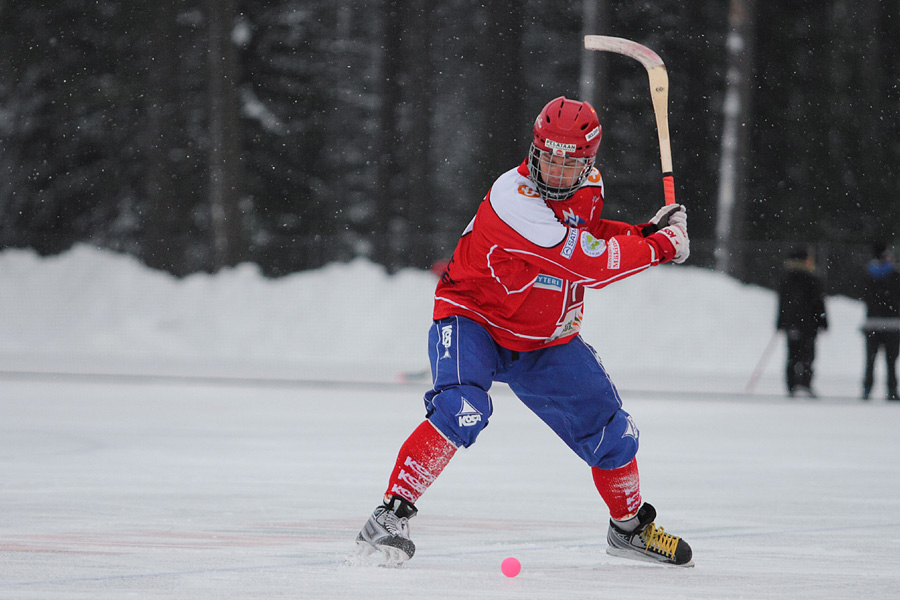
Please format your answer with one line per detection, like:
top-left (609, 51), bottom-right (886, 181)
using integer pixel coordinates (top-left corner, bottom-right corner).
top-left (0, 244), bottom-right (870, 396)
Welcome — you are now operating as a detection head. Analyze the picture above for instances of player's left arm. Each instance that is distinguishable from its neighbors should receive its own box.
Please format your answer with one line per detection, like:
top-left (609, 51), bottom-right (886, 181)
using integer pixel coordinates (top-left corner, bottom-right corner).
top-left (589, 219), bottom-right (644, 240)
top-left (500, 226), bottom-right (678, 294)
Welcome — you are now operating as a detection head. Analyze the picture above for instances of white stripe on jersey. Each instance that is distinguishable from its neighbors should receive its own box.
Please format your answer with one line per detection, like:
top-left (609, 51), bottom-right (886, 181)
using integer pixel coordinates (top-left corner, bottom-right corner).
top-left (501, 246), bottom-right (652, 289)
top-left (488, 168), bottom-right (568, 248)
top-left (433, 296), bottom-right (551, 342)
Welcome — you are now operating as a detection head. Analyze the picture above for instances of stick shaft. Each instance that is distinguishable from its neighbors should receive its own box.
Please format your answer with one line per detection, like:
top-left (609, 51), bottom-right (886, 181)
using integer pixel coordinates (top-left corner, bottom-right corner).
top-left (584, 35), bottom-right (675, 204)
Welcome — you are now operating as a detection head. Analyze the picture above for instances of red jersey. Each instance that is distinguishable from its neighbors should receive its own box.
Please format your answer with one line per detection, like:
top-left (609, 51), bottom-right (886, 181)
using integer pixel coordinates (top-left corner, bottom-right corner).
top-left (433, 159), bottom-right (676, 351)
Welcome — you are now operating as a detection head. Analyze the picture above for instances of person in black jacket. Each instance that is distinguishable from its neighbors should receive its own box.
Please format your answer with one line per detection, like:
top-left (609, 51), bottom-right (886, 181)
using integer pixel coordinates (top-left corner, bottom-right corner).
top-left (862, 242), bottom-right (900, 401)
top-left (776, 247), bottom-right (828, 397)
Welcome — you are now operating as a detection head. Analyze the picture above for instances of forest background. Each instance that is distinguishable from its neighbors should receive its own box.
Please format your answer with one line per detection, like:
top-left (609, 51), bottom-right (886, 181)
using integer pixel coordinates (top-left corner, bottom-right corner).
top-left (1, 0), bottom-right (898, 297)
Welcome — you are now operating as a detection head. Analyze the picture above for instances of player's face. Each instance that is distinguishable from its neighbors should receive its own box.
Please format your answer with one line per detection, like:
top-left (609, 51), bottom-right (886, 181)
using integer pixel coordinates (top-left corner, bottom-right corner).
top-left (537, 152), bottom-right (586, 189)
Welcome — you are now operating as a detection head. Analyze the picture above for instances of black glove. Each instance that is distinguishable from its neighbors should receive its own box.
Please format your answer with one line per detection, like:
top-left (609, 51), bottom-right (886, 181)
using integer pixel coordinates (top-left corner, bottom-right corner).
top-left (641, 204), bottom-right (684, 236)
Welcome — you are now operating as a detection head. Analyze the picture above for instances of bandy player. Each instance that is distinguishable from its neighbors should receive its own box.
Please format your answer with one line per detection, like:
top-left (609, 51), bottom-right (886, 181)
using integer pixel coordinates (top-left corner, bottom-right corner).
top-left (356, 96), bottom-right (693, 567)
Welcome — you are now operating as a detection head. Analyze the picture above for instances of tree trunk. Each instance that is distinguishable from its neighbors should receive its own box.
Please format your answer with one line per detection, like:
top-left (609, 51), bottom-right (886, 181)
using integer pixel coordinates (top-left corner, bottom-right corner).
top-left (715, 0), bottom-right (756, 275)
top-left (206, 0), bottom-right (242, 271)
top-left (579, 0), bottom-right (609, 107)
top-left (373, 0), bottom-right (404, 270)
top-left (405, 0), bottom-right (435, 268)
top-left (143, 0), bottom-right (184, 273)
top-left (479, 1), bottom-right (526, 181)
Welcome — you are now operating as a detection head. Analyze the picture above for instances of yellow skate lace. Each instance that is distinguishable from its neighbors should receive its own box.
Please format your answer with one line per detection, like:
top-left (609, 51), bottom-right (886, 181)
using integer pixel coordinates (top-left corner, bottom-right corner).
top-left (639, 523), bottom-right (680, 559)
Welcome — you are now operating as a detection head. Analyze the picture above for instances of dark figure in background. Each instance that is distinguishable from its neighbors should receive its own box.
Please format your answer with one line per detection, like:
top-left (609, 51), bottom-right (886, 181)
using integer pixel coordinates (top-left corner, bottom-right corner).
top-left (862, 242), bottom-right (900, 401)
top-left (776, 247), bottom-right (828, 397)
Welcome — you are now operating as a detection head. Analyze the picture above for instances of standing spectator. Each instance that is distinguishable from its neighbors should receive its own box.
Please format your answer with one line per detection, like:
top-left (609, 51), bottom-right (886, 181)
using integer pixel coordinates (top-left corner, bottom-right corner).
top-left (776, 247), bottom-right (828, 397)
top-left (862, 242), bottom-right (900, 401)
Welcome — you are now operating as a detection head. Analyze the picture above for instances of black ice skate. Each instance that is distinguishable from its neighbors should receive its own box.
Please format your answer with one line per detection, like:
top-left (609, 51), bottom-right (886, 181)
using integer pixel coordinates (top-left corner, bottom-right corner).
top-left (356, 496), bottom-right (418, 565)
top-left (606, 503), bottom-right (693, 566)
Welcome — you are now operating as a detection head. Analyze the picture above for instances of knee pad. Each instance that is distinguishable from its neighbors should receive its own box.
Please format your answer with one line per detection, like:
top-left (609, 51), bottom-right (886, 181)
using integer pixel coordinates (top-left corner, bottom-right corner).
top-left (589, 410), bottom-right (640, 470)
top-left (424, 385), bottom-right (492, 448)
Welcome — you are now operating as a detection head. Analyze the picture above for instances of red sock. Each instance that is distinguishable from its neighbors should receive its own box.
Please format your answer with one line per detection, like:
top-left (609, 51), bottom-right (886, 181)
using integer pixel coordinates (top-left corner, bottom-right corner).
top-left (591, 458), bottom-right (642, 520)
top-left (384, 420), bottom-right (458, 505)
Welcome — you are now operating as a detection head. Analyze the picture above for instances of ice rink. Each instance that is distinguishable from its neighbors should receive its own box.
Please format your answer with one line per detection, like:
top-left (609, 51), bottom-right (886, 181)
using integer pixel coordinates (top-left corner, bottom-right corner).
top-left (3, 247), bottom-right (899, 598)
top-left (2, 372), bottom-right (899, 599)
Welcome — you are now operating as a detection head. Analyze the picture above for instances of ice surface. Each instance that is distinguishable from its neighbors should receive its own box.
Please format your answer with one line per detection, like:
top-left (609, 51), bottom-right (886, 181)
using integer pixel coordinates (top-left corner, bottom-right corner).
top-left (1, 246), bottom-right (898, 598)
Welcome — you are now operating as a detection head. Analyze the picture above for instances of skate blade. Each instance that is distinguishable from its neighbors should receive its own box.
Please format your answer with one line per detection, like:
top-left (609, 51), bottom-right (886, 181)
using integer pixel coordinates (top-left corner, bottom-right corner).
top-left (606, 546), bottom-right (694, 568)
top-left (348, 540), bottom-right (411, 568)
top-left (377, 545), bottom-right (411, 568)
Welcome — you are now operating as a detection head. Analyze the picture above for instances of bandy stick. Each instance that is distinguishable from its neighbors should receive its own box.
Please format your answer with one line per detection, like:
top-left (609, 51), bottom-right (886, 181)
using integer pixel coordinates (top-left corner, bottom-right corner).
top-left (583, 35), bottom-right (675, 205)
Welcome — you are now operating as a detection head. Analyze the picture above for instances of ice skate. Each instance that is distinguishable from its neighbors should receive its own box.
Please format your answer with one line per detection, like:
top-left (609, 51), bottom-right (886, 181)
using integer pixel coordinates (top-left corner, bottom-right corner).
top-left (606, 503), bottom-right (693, 566)
top-left (355, 496), bottom-right (417, 565)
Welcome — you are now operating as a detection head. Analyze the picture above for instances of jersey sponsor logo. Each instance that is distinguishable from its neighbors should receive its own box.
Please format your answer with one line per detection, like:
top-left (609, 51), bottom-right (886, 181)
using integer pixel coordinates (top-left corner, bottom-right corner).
top-left (534, 274), bottom-right (563, 291)
top-left (456, 398), bottom-right (482, 427)
top-left (580, 231), bottom-right (607, 257)
top-left (561, 313), bottom-right (582, 335)
top-left (548, 306), bottom-right (583, 341)
top-left (517, 184), bottom-right (541, 198)
top-left (561, 228), bottom-right (578, 259)
top-left (607, 238), bottom-right (621, 269)
top-left (562, 208), bottom-right (585, 227)
top-left (390, 455), bottom-right (439, 499)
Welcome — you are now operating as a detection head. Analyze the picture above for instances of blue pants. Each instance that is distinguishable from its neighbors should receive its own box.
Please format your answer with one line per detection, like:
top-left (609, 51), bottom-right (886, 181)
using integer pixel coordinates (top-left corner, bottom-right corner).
top-left (424, 316), bottom-right (639, 469)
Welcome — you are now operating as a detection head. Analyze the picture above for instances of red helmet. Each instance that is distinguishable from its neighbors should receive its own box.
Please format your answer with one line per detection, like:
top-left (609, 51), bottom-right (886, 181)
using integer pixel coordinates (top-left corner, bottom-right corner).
top-left (532, 96), bottom-right (602, 159)
top-left (529, 97), bottom-right (601, 201)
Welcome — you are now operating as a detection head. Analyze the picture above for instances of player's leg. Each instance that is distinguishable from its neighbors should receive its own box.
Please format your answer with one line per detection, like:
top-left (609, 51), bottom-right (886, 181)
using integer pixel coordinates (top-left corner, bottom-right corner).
top-left (356, 316), bottom-right (499, 563)
top-left (785, 330), bottom-right (800, 395)
top-left (422, 316), bottom-right (499, 449)
top-left (802, 332), bottom-right (818, 395)
top-left (863, 332), bottom-right (878, 399)
top-left (502, 335), bottom-right (636, 469)
top-left (355, 419), bottom-right (454, 563)
top-left (503, 336), bottom-right (692, 566)
top-left (884, 332), bottom-right (899, 400)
